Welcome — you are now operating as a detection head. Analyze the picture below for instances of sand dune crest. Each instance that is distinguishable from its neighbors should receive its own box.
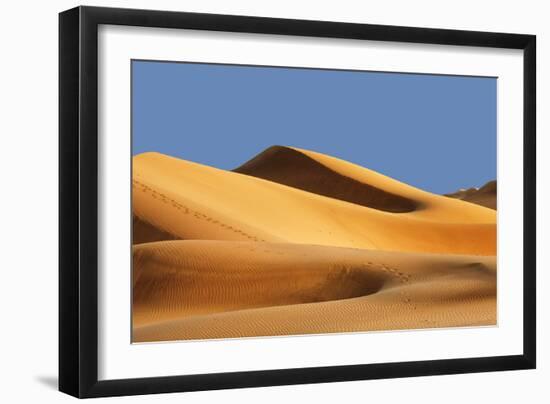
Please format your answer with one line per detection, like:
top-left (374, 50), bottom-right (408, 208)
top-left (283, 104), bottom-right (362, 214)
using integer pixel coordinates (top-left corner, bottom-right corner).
top-left (234, 145), bottom-right (418, 213)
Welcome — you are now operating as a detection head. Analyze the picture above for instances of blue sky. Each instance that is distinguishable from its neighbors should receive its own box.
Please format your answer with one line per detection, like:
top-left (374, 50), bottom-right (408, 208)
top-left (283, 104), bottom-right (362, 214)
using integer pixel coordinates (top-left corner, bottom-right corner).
top-left (132, 60), bottom-right (496, 194)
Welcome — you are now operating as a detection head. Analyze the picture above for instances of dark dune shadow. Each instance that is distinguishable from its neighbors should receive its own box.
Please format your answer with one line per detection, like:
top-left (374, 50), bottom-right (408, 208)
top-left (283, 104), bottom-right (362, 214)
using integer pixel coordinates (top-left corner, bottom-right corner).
top-left (234, 145), bottom-right (419, 213)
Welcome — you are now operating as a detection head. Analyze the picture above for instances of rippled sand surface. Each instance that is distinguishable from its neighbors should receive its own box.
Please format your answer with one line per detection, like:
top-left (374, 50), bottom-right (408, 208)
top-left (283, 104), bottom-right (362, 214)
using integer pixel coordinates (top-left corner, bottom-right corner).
top-left (132, 146), bottom-right (496, 342)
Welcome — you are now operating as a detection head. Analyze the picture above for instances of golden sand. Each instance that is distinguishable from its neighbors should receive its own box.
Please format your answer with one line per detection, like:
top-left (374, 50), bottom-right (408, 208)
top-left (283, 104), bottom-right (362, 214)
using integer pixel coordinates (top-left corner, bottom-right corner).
top-left (132, 147), bottom-right (496, 342)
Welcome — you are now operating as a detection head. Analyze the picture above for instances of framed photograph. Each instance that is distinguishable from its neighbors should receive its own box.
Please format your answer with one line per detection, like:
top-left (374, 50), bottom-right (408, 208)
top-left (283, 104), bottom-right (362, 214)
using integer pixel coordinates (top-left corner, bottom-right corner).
top-left (59, 6), bottom-right (536, 398)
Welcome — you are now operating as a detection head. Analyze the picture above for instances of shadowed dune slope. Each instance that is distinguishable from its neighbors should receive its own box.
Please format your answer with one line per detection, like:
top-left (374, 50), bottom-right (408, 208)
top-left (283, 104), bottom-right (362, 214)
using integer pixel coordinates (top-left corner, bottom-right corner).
top-left (133, 215), bottom-right (178, 244)
top-left (133, 240), bottom-right (496, 342)
top-left (445, 180), bottom-right (497, 210)
top-left (132, 151), bottom-right (495, 255)
top-left (234, 146), bottom-right (496, 222)
top-left (234, 145), bottom-right (418, 213)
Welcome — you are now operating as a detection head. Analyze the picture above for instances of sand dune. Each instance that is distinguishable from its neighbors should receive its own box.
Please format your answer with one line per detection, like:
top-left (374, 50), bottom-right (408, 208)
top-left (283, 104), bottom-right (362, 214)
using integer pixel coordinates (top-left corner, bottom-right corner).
top-left (445, 180), bottom-right (497, 210)
top-left (133, 240), bottom-right (495, 341)
top-left (132, 150), bottom-right (495, 255)
top-left (131, 147), bottom-right (497, 342)
top-left (234, 146), bottom-right (418, 213)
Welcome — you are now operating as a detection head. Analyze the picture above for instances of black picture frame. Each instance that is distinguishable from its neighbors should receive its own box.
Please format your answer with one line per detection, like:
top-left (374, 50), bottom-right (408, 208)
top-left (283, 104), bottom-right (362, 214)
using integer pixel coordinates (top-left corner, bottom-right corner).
top-left (59, 5), bottom-right (536, 398)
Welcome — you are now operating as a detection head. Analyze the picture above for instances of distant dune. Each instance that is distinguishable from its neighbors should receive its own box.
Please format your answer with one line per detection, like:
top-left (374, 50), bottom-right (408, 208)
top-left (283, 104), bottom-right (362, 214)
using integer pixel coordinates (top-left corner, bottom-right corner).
top-left (445, 180), bottom-right (497, 210)
top-left (132, 146), bottom-right (497, 342)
